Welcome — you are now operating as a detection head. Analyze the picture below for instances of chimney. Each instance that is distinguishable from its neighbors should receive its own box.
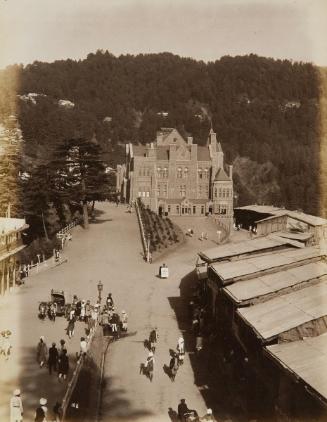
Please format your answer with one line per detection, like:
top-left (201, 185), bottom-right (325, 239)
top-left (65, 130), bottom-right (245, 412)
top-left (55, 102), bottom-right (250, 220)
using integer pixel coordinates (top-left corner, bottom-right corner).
top-left (229, 165), bottom-right (233, 179)
top-left (187, 136), bottom-right (193, 145)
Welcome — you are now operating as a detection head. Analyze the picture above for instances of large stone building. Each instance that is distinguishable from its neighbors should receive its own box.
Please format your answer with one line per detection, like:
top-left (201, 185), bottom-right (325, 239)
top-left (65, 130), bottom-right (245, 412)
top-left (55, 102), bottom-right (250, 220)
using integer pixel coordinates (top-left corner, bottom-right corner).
top-left (117, 128), bottom-right (233, 230)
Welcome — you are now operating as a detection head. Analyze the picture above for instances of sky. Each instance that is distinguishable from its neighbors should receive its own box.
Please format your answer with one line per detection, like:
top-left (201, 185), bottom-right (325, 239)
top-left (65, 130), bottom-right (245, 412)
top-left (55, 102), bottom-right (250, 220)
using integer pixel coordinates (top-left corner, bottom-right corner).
top-left (0, 0), bottom-right (326, 69)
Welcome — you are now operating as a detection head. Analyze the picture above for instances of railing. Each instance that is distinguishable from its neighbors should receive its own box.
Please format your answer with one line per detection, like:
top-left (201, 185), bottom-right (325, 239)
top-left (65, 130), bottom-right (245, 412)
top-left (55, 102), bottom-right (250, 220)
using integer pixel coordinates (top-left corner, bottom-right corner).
top-left (135, 199), bottom-right (148, 261)
top-left (61, 322), bottom-right (99, 421)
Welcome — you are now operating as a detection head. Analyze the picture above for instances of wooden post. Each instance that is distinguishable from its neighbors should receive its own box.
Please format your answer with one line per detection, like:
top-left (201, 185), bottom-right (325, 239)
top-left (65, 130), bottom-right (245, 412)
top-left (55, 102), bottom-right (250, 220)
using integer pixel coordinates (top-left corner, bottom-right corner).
top-left (12, 263), bottom-right (16, 289)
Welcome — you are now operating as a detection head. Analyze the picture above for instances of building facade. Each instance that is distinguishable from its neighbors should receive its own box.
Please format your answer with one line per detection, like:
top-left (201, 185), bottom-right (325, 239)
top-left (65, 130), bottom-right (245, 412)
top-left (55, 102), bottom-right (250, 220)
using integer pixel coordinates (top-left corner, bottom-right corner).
top-left (117, 128), bottom-right (233, 230)
top-left (0, 217), bottom-right (28, 295)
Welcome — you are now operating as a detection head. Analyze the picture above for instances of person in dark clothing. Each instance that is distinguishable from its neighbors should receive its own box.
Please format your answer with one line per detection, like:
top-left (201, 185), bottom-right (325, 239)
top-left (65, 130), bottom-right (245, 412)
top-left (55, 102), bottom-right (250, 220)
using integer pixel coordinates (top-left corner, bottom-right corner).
top-left (58, 349), bottom-right (69, 380)
top-left (149, 328), bottom-right (158, 352)
top-left (48, 342), bottom-right (59, 375)
top-left (178, 399), bottom-right (197, 422)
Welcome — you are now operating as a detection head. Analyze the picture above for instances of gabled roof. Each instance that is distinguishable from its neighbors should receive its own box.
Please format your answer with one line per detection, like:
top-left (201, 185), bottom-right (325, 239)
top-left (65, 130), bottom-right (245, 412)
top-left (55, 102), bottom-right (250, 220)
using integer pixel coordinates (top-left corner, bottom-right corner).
top-left (214, 167), bottom-right (230, 182)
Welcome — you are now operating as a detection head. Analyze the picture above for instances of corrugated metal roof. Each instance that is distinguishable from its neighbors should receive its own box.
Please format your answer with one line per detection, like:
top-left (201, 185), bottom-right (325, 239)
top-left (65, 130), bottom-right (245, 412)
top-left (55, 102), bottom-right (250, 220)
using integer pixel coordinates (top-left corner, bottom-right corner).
top-left (200, 235), bottom-right (301, 263)
top-left (210, 246), bottom-right (323, 283)
top-left (236, 205), bottom-right (327, 227)
top-left (266, 333), bottom-right (327, 403)
top-left (224, 261), bottom-right (327, 304)
top-left (237, 280), bottom-right (327, 340)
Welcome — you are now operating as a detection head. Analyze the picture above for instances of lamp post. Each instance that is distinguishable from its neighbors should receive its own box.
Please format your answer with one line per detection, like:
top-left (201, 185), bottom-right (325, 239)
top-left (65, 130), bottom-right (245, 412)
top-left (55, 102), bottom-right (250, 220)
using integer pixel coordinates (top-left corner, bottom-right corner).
top-left (97, 280), bottom-right (103, 303)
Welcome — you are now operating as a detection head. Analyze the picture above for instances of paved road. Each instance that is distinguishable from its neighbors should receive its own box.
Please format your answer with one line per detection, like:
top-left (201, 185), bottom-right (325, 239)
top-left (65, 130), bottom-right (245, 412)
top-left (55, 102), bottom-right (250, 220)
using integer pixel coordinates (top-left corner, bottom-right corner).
top-left (0, 202), bottom-right (230, 422)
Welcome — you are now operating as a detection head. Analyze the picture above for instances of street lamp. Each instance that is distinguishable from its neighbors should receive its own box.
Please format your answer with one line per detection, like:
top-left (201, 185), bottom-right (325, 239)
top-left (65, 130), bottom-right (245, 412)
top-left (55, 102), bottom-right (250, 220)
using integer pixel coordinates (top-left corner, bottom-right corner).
top-left (97, 280), bottom-right (103, 302)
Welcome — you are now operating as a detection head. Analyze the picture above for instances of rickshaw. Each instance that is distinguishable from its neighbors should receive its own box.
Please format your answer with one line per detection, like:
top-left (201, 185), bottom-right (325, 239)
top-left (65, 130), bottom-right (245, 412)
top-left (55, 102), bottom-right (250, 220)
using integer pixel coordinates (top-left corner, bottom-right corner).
top-left (50, 289), bottom-right (70, 316)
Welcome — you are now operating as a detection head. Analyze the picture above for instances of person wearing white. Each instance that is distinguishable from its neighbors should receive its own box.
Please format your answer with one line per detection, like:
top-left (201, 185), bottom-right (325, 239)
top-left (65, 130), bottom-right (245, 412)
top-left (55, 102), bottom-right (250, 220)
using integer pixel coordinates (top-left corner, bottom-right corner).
top-left (10, 389), bottom-right (23, 422)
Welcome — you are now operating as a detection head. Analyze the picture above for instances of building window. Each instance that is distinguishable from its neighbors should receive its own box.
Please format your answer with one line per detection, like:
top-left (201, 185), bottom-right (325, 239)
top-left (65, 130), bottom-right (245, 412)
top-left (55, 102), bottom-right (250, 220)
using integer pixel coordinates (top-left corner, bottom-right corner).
top-left (205, 186), bottom-right (209, 196)
top-left (146, 191), bottom-right (150, 197)
top-left (201, 206), bottom-right (205, 215)
top-left (168, 205), bottom-right (171, 213)
top-left (177, 168), bottom-right (182, 178)
top-left (193, 206), bottom-right (196, 214)
top-left (214, 188), bottom-right (217, 198)
top-left (146, 168), bottom-right (150, 176)
top-left (204, 168), bottom-right (209, 179)
top-left (219, 205), bottom-right (227, 214)
top-left (139, 168), bottom-right (142, 176)
top-left (163, 185), bottom-right (167, 197)
top-left (156, 188), bottom-right (160, 197)
top-left (142, 192), bottom-right (146, 197)
top-left (157, 167), bottom-right (161, 178)
top-left (184, 167), bottom-right (189, 178)
top-left (176, 205), bottom-right (180, 214)
top-left (198, 168), bottom-right (203, 179)
top-left (138, 191), bottom-right (141, 197)
top-left (163, 167), bottom-right (168, 178)
top-left (180, 185), bottom-right (186, 197)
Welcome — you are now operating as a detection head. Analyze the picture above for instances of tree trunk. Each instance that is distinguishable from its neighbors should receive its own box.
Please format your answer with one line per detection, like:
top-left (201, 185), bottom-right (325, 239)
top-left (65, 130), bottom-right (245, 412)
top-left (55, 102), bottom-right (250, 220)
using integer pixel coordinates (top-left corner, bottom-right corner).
top-left (82, 200), bottom-right (89, 229)
top-left (41, 210), bottom-right (49, 240)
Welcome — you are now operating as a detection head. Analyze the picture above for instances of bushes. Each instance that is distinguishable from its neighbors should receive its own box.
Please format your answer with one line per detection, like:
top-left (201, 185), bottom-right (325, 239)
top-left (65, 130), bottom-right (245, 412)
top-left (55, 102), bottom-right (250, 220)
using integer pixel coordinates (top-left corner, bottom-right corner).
top-left (137, 199), bottom-right (183, 258)
top-left (18, 236), bottom-right (61, 266)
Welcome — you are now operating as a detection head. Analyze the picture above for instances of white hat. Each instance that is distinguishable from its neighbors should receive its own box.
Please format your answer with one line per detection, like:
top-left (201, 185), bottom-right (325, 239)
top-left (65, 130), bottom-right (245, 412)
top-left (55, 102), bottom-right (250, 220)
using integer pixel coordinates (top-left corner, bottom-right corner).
top-left (40, 398), bottom-right (47, 405)
top-left (14, 389), bottom-right (20, 396)
top-left (40, 336), bottom-right (45, 341)
top-left (207, 409), bottom-right (212, 415)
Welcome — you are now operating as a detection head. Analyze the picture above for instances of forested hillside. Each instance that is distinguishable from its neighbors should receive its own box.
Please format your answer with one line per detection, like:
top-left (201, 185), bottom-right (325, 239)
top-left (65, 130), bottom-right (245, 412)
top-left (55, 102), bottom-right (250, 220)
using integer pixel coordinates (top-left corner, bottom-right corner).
top-left (0, 51), bottom-right (323, 220)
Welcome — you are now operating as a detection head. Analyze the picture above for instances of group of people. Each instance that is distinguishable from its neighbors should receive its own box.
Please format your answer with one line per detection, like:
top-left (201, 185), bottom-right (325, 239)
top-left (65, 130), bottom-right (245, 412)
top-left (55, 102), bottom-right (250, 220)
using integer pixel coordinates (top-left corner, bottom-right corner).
top-left (0, 329), bottom-right (12, 360)
top-left (168, 336), bottom-right (185, 382)
top-left (141, 327), bottom-right (159, 381)
top-left (36, 336), bottom-right (73, 381)
top-left (176, 399), bottom-right (216, 422)
top-left (10, 389), bottom-right (62, 422)
top-left (99, 293), bottom-right (128, 339)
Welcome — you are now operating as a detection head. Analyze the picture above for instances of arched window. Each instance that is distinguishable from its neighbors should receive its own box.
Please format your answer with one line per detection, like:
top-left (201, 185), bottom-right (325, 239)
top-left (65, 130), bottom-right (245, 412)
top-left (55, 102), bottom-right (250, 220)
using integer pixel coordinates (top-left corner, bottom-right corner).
top-left (163, 167), bottom-right (168, 178)
top-left (214, 188), bottom-right (217, 198)
top-left (198, 168), bottom-right (203, 179)
top-left (204, 168), bottom-right (209, 179)
top-left (177, 168), bottom-right (182, 178)
top-left (157, 167), bottom-right (161, 178)
top-left (184, 167), bottom-right (189, 178)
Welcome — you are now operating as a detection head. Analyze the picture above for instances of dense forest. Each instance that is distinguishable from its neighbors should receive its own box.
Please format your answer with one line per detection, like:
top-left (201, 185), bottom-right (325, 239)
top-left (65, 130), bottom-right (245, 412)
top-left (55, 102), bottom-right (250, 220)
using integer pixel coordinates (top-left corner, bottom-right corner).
top-left (0, 51), bottom-right (325, 235)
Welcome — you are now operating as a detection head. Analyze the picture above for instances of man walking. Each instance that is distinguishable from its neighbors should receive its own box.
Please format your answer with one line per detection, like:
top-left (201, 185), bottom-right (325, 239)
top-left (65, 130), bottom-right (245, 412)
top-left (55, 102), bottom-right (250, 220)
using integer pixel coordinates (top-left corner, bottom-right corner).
top-left (48, 342), bottom-right (58, 375)
top-left (36, 337), bottom-right (48, 368)
top-left (10, 389), bottom-right (23, 422)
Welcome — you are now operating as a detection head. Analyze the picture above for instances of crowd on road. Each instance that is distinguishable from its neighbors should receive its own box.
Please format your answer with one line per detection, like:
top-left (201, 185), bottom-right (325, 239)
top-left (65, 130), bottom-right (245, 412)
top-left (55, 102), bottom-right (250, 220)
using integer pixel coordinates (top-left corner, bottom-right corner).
top-left (8, 287), bottom-right (129, 422)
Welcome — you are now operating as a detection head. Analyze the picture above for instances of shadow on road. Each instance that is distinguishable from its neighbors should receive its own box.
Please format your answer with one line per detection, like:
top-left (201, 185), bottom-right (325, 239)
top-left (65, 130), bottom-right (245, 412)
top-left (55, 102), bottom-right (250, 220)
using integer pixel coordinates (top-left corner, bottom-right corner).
top-left (100, 377), bottom-right (154, 421)
top-left (168, 270), bottom-right (243, 422)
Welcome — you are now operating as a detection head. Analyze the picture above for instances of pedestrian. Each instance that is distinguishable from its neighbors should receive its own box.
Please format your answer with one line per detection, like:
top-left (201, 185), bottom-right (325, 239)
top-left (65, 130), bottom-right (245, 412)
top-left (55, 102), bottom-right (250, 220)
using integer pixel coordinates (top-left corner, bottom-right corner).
top-left (58, 349), bottom-right (69, 380)
top-left (106, 293), bottom-right (114, 309)
top-left (79, 337), bottom-right (87, 357)
top-left (36, 336), bottom-right (48, 368)
top-left (53, 402), bottom-right (63, 422)
top-left (199, 408), bottom-right (217, 421)
top-left (48, 342), bottom-right (58, 375)
top-left (121, 310), bottom-right (128, 331)
top-left (80, 300), bottom-right (86, 321)
top-left (149, 327), bottom-right (158, 352)
top-left (144, 351), bottom-right (155, 382)
top-left (67, 317), bottom-right (75, 339)
top-left (178, 399), bottom-right (193, 422)
top-left (177, 336), bottom-right (185, 354)
top-left (59, 339), bottom-right (67, 357)
top-left (169, 353), bottom-right (179, 382)
top-left (10, 389), bottom-right (23, 422)
top-left (85, 300), bottom-right (91, 322)
top-left (35, 398), bottom-right (47, 422)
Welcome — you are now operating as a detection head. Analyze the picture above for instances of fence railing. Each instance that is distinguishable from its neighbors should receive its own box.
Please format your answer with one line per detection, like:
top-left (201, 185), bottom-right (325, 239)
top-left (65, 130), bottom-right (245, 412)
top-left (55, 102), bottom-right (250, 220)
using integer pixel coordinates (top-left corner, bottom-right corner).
top-left (135, 200), bottom-right (149, 261)
top-left (61, 322), bottom-right (99, 421)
